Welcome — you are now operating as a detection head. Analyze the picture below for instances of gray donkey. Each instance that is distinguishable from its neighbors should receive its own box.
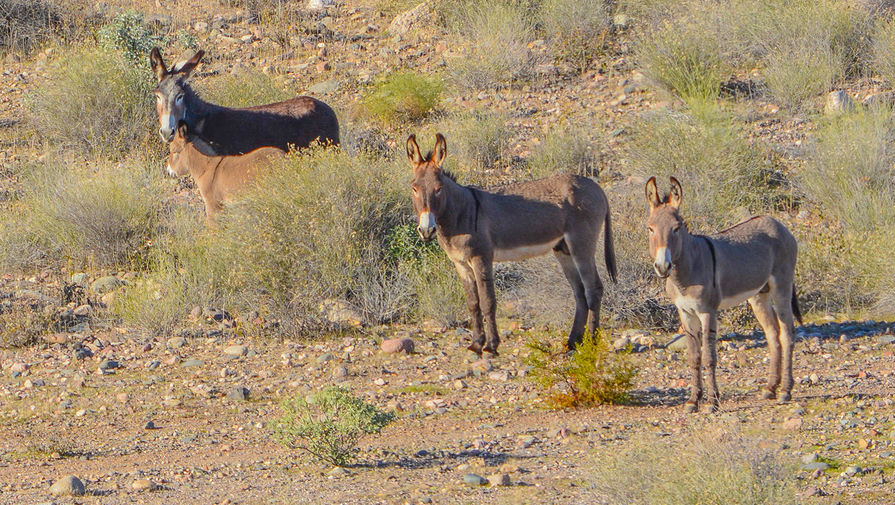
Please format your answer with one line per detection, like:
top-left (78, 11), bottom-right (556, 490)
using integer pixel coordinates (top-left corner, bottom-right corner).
top-left (408, 133), bottom-right (616, 355)
top-left (646, 177), bottom-right (801, 413)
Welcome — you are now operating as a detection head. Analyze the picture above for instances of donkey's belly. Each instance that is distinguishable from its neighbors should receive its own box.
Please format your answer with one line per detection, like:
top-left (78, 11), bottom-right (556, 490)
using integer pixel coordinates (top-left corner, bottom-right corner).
top-left (493, 240), bottom-right (560, 262)
top-left (719, 287), bottom-right (762, 310)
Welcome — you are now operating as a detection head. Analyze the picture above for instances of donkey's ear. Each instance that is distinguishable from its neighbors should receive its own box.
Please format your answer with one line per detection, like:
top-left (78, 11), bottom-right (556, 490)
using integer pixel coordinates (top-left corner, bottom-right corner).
top-left (432, 133), bottom-right (447, 167)
top-left (173, 50), bottom-right (205, 77)
top-left (406, 134), bottom-right (423, 167)
top-left (668, 177), bottom-right (683, 209)
top-left (645, 176), bottom-right (660, 207)
top-left (149, 47), bottom-right (167, 82)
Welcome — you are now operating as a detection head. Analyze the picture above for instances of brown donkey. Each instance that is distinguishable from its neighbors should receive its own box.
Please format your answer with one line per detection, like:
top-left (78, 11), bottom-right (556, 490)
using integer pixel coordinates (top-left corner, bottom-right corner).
top-left (408, 134), bottom-right (616, 355)
top-left (150, 48), bottom-right (339, 154)
top-left (645, 177), bottom-right (801, 413)
top-left (168, 124), bottom-right (284, 222)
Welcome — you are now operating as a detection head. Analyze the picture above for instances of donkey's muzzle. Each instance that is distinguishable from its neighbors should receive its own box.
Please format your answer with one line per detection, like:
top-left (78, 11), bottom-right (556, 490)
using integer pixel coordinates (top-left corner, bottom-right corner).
top-left (159, 127), bottom-right (175, 143)
top-left (417, 211), bottom-right (436, 241)
top-left (653, 247), bottom-right (672, 278)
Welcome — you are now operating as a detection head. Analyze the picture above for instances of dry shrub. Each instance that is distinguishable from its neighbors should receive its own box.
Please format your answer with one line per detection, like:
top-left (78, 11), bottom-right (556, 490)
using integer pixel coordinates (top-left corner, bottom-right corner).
top-left (540, 0), bottom-right (610, 73)
top-left (0, 0), bottom-right (63, 53)
top-left (526, 124), bottom-right (598, 179)
top-left (196, 70), bottom-right (291, 109)
top-left (589, 426), bottom-right (796, 505)
top-left (873, 16), bottom-right (895, 85)
top-left (417, 111), bottom-right (512, 184)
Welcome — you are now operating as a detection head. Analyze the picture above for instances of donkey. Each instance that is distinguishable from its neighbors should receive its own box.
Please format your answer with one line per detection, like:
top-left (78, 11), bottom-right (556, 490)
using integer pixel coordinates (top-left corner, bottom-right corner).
top-left (168, 123), bottom-right (285, 222)
top-left (408, 133), bottom-right (617, 355)
top-left (150, 48), bottom-right (339, 155)
top-left (645, 177), bottom-right (801, 413)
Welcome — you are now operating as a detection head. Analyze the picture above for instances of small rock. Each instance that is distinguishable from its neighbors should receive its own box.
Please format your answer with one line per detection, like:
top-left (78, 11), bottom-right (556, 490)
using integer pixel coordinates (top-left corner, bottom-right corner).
top-left (666, 334), bottom-right (688, 351)
top-left (99, 359), bottom-right (119, 370)
top-left (131, 478), bottom-right (155, 492)
top-left (50, 475), bottom-right (85, 496)
top-left (488, 370), bottom-right (509, 382)
top-left (309, 79), bottom-right (339, 95)
top-left (783, 417), bottom-right (803, 431)
top-left (327, 466), bottom-right (349, 478)
top-left (877, 335), bottom-right (895, 345)
top-left (381, 337), bottom-right (415, 354)
top-left (387, 0), bottom-right (436, 36)
top-left (825, 90), bottom-right (855, 115)
top-left (612, 337), bottom-right (631, 350)
top-left (227, 387), bottom-right (249, 402)
top-left (144, 421), bottom-right (156, 430)
top-left (317, 353), bottom-right (335, 364)
top-left (463, 473), bottom-right (488, 486)
top-left (332, 365), bottom-right (348, 378)
top-left (223, 345), bottom-right (247, 357)
top-left (453, 379), bottom-right (467, 390)
top-left (10, 362), bottom-right (28, 373)
top-left (307, 0), bottom-right (334, 10)
top-left (809, 373), bottom-right (820, 384)
top-left (373, 378), bottom-right (387, 386)
top-left (517, 435), bottom-right (536, 449)
top-left (71, 272), bottom-right (89, 286)
top-left (802, 462), bottom-right (829, 471)
top-left (91, 276), bottom-right (124, 295)
top-left (181, 359), bottom-right (204, 368)
top-left (488, 473), bottom-right (511, 487)
top-left (167, 337), bottom-right (186, 349)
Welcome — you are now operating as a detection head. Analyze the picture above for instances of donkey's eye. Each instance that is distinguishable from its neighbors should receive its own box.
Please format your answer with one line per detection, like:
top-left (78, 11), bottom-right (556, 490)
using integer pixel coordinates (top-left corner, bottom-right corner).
top-left (175, 94), bottom-right (184, 104)
top-left (647, 227), bottom-right (654, 235)
top-left (411, 185), bottom-right (419, 195)
top-left (435, 187), bottom-right (443, 196)
top-left (673, 226), bottom-right (680, 233)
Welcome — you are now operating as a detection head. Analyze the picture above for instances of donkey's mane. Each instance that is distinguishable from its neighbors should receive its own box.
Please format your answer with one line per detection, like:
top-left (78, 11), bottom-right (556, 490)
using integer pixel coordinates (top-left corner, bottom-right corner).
top-left (422, 150), bottom-right (459, 183)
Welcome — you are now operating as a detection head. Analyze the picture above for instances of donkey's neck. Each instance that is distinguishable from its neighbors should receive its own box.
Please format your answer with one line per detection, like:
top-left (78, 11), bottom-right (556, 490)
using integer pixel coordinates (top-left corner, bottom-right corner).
top-left (436, 176), bottom-right (477, 238)
top-left (185, 144), bottom-right (222, 182)
top-left (669, 231), bottom-right (707, 287)
top-left (184, 87), bottom-right (225, 135)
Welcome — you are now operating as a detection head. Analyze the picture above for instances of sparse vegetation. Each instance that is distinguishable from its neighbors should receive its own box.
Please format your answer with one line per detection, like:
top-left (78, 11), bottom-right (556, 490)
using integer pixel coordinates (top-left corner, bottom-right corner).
top-left (526, 330), bottom-right (638, 408)
top-left (589, 427), bottom-right (797, 505)
top-left (0, 0), bottom-right (63, 53)
top-left (873, 17), bottom-right (895, 86)
top-left (541, 0), bottom-right (609, 73)
top-left (526, 124), bottom-right (597, 178)
top-left (197, 70), bottom-right (290, 108)
top-left (427, 111), bottom-right (511, 182)
top-left (271, 386), bottom-right (395, 467)
top-left (28, 46), bottom-right (155, 159)
top-left (361, 71), bottom-right (443, 125)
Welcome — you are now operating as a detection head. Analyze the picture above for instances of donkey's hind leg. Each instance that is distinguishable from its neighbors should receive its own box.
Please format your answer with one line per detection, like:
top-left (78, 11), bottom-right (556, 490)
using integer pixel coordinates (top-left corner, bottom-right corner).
top-left (748, 293), bottom-right (782, 400)
top-left (566, 235), bottom-right (604, 345)
top-left (553, 246), bottom-right (588, 351)
top-left (769, 282), bottom-right (796, 402)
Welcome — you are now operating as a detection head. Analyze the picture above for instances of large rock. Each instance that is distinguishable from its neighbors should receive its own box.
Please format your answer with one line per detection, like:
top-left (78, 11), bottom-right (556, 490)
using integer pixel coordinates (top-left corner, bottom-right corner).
top-left (319, 299), bottom-right (363, 328)
top-left (50, 475), bottom-right (85, 496)
top-left (381, 337), bottom-right (414, 354)
top-left (825, 90), bottom-right (854, 115)
top-left (387, 1), bottom-right (436, 36)
top-left (91, 276), bottom-right (124, 295)
top-left (307, 0), bottom-right (334, 10)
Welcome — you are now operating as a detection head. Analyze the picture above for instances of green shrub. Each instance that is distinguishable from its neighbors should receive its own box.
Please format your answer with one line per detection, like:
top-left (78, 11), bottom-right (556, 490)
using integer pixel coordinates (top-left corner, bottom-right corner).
top-left (196, 70), bottom-right (291, 108)
top-left (361, 71), bottom-right (443, 125)
top-left (96, 10), bottom-right (160, 64)
top-left (636, 18), bottom-right (727, 111)
top-left (271, 386), bottom-right (395, 467)
top-left (0, 159), bottom-right (161, 271)
top-left (525, 330), bottom-right (638, 408)
top-left (28, 46), bottom-right (155, 159)
top-left (589, 427), bottom-right (797, 505)
top-left (423, 111), bottom-right (511, 182)
top-left (541, 0), bottom-right (609, 73)
top-left (800, 107), bottom-right (895, 315)
top-left (873, 16), bottom-right (895, 86)
top-left (448, 1), bottom-right (539, 89)
top-left (763, 43), bottom-right (838, 109)
top-left (526, 124), bottom-right (596, 179)
top-left (627, 110), bottom-right (778, 229)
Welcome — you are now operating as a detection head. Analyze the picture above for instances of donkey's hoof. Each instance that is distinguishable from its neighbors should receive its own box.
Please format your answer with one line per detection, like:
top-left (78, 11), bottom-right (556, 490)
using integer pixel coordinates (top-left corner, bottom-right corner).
top-left (482, 346), bottom-right (500, 357)
top-left (760, 389), bottom-right (776, 400)
top-left (777, 392), bottom-right (791, 403)
top-left (467, 343), bottom-right (483, 356)
top-left (684, 402), bottom-right (699, 414)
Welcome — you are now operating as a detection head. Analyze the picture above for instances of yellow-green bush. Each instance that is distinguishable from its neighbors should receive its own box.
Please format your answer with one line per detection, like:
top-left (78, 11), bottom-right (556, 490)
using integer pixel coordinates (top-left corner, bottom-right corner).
top-left (361, 71), bottom-right (443, 125)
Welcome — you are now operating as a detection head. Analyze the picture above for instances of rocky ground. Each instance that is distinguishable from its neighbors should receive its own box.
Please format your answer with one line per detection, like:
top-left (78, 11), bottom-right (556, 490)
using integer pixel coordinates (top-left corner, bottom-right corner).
top-left (2, 0), bottom-right (895, 503)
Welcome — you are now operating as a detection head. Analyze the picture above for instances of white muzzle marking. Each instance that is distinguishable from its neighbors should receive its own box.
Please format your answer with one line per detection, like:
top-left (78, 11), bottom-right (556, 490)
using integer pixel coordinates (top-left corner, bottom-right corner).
top-left (160, 113), bottom-right (176, 140)
top-left (165, 162), bottom-right (177, 178)
top-left (654, 246), bottom-right (672, 277)
top-left (418, 211), bottom-right (436, 240)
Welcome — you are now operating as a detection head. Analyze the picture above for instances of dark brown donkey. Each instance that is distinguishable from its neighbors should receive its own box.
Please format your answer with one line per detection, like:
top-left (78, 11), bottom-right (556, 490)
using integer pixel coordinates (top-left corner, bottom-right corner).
top-left (150, 48), bottom-right (339, 155)
top-left (408, 134), bottom-right (616, 355)
top-left (167, 124), bottom-right (285, 222)
top-left (645, 177), bottom-right (801, 413)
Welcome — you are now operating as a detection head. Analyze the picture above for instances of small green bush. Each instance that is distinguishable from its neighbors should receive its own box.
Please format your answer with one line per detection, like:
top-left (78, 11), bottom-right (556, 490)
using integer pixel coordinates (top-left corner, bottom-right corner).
top-left (96, 10), bottom-right (160, 64)
top-left (0, 159), bottom-right (161, 270)
top-left (361, 71), bottom-right (443, 125)
top-left (525, 330), bottom-right (638, 408)
top-left (541, 0), bottom-right (609, 72)
top-left (449, 1), bottom-right (539, 89)
top-left (627, 110), bottom-right (778, 229)
top-left (590, 427), bottom-right (797, 505)
top-left (526, 124), bottom-right (596, 179)
top-left (29, 46), bottom-right (155, 159)
top-left (197, 70), bottom-right (291, 108)
top-left (272, 386), bottom-right (395, 467)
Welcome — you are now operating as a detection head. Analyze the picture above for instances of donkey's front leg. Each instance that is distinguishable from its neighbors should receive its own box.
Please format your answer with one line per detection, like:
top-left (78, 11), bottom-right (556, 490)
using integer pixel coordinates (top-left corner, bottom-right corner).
top-left (698, 311), bottom-right (720, 412)
top-left (679, 311), bottom-right (702, 413)
top-left (454, 262), bottom-right (484, 355)
top-left (471, 257), bottom-right (500, 355)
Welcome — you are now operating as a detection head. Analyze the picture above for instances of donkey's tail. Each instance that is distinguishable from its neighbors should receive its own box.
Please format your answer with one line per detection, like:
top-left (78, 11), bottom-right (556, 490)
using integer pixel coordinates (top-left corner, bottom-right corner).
top-left (791, 284), bottom-right (803, 325)
top-left (604, 210), bottom-right (617, 283)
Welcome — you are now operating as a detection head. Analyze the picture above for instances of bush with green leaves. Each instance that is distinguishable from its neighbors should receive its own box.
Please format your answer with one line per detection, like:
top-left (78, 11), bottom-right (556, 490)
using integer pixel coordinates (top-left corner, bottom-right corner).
top-left (362, 71), bottom-right (443, 125)
top-left (799, 107), bottom-right (895, 316)
top-left (28, 46), bottom-right (155, 159)
top-left (196, 70), bottom-right (290, 108)
top-left (272, 386), bottom-right (395, 467)
top-left (541, 0), bottom-right (609, 73)
top-left (589, 426), bottom-right (797, 505)
top-left (526, 124), bottom-right (596, 179)
top-left (96, 10), bottom-right (160, 64)
top-left (448, 1), bottom-right (539, 89)
top-left (526, 329), bottom-right (638, 408)
top-left (627, 110), bottom-right (779, 230)
top-left (0, 158), bottom-right (162, 271)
